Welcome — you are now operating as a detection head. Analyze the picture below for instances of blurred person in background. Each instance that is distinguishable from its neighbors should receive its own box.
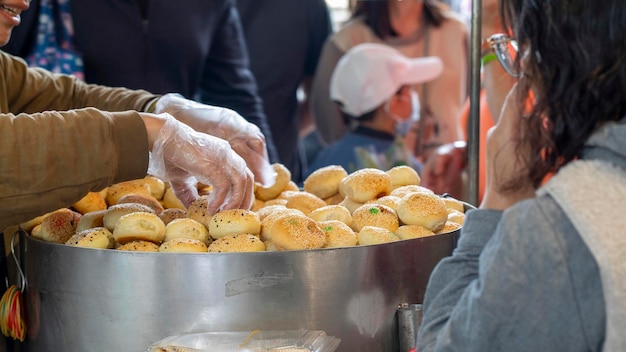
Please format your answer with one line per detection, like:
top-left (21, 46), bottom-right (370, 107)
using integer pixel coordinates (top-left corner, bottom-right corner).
top-left (307, 43), bottom-right (443, 176)
top-left (4, 0), bottom-right (279, 163)
top-left (417, 0), bottom-right (626, 350)
top-left (310, 0), bottom-right (469, 168)
top-left (0, 0), bottom-right (275, 228)
top-left (236, 0), bottom-right (332, 183)
top-left (420, 0), bottom-right (516, 203)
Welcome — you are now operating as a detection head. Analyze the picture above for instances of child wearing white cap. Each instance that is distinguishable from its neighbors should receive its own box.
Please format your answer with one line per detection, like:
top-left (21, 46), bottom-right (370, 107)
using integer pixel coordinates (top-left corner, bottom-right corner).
top-left (306, 43), bottom-right (443, 176)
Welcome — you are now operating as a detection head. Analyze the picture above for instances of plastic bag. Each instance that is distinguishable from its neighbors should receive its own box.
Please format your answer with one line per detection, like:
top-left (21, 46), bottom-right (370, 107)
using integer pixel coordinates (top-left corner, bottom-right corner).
top-left (147, 330), bottom-right (341, 352)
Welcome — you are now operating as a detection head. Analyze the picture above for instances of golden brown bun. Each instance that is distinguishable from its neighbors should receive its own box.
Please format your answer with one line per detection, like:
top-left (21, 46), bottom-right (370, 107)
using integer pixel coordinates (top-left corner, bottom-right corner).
top-left (255, 204), bottom-right (288, 221)
top-left (76, 209), bottom-right (107, 233)
top-left (116, 240), bottom-right (159, 252)
top-left (394, 225), bottom-right (436, 240)
top-left (303, 165), bottom-right (348, 199)
top-left (308, 205), bottom-right (353, 226)
top-left (263, 198), bottom-right (288, 207)
top-left (185, 195), bottom-right (212, 228)
top-left (72, 191), bottom-right (107, 214)
top-left (38, 208), bottom-right (82, 244)
top-left (278, 190), bottom-right (327, 215)
top-left (365, 195), bottom-right (401, 212)
top-left (162, 186), bottom-right (187, 210)
top-left (20, 211), bottom-right (54, 232)
top-left (436, 221), bottom-right (463, 234)
top-left (263, 240), bottom-right (280, 252)
top-left (65, 227), bottom-right (115, 249)
top-left (254, 163), bottom-right (291, 201)
top-left (357, 226), bottom-right (399, 246)
top-left (112, 211), bottom-right (166, 244)
top-left (447, 210), bottom-right (465, 225)
top-left (443, 197), bottom-right (465, 213)
top-left (30, 224), bottom-right (43, 240)
top-left (207, 234), bottom-right (266, 253)
top-left (158, 208), bottom-right (188, 226)
top-left (106, 179), bottom-right (152, 205)
top-left (251, 198), bottom-right (265, 212)
top-left (284, 181), bottom-right (300, 192)
top-left (164, 218), bottom-right (212, 245)
top-left (389, 185), bottom-right (435, 198)
top-left (259, 208), bottom-right (304, 241)
top-left (342, 168), bottom-right (392, 203)
top-left (386, 165), bottom-right (421, 188)
top-left (143, 175), bottom-right (166, 200)
top-left (103, 203), bottom-right (154, 231)
top-left (269, 214), bottom-right (326, 250)
top-left (209, 209), bottom-right (261, 240)
top-left (318, 220), bottom-right (358, 248)
top-left (338, 197), bottom-right (364, 214)
top-left (117, 193), bottom-right (164, 215)
top-left (396, 192), bottom-right (448, 232)
top-left (159, 238), bottom-right (208, 253)
top-left (197, 183), bottom-right (213, 197)
top-left (324, 193), bottom-right (345, 205)
top-left (351, 204), bottom-right (399, 232)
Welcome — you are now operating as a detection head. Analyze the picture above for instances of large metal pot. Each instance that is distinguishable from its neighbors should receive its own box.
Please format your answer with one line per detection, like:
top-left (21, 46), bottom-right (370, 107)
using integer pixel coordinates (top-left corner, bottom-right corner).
top-left (18, 228), bottom-right (458, 352)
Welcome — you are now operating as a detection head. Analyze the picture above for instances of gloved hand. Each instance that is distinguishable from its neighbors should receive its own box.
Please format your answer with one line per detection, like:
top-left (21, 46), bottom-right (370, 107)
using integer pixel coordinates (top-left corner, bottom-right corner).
top-left (146, 113), bottom-right (255, 214)
top-left (154, 93), bottom-right (277, 187)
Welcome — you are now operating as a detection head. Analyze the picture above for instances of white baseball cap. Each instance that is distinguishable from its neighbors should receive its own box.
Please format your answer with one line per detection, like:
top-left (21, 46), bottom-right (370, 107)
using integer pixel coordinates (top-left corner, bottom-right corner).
top-left (330, 43), bottom-right (444, 116)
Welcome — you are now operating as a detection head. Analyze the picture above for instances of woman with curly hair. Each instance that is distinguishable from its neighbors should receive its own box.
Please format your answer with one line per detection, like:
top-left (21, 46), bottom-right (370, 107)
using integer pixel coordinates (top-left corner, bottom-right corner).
top-left (417, 0), bottom-right (626, 350)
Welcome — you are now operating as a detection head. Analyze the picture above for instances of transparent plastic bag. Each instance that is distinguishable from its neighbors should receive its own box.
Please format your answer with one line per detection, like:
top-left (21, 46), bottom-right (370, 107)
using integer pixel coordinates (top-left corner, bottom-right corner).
top-left (147, 329), bottom-right (341, 352)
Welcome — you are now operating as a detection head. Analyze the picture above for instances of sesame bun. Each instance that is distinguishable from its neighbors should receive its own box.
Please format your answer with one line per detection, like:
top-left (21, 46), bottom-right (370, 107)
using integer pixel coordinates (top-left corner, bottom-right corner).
top-left (389, 185), bottom-right (434, 198)
top-left (324, 192), bottom-right (345, 205)
top-left (106, 179), bottom-right (152, 205)
top-left (318, 220), bottom-right (358, 248)
top-left (338, 197), bottom-right (364, 214)
top-left (269, 214), bottom-right (326, 250)
top-left (342, 168), bottom-right (392, 203)
top-left (117, 193), bottom-right (164, 215)
top-left (186, 195), bottom-right (212, 228)
top-left (72, 191), bottom-right (107, 214)
top-left (436, 221), bottom-right (463, 234)
top-left (386, 165), bottom-right (421, 189)
top-left (351, 203), bottom-right (399, 232)
top-left (255, 204), bottom-right (288, 221)
top-left (394, 225), bottom-right (436, 240)
top-left (254, 163), bottom-right (291, 201)
top-left (65, 227), bottom-right (115, 249)
top-left (76, 209), bottom-right (107, 233)
top-left (365, 195), bottom-right (401, 212)
top-left (158, 208), bottom-right (187, 226)
top-left (38, 208), bottom-right (82, 244)
top-left (159, 238), bottom-right (208, 253)
top-left (308, 204), bottom-right (353, 227)
top-left (443, 197), bottom-right (465, 213)
top-left (143, 175), bottom-right (166, 200)
top-left (209, 209), bottom-right (261, 240)
top-left (303, 165), bottom-right (348, 199)
top-left (447, 210), bottom-right (465, 225)
top-left (260, 208), bottom-right (305, 241)
top-left (207, 234), bottom-right (266, 253)
top-left (103, 203), bottom-right (154, 231)
top-left (278, 190), bottom-right (327, 215)
top-left (112, 211), bottom-right (166, 244)
top-left (162, 187), bottom-right (186, 210)
top-left (164, 218), bottom-right (212, 245)
top-left (116, 240), bottom-right (159, 252)
top-left (396, 192), bottom-right (448, 232)
top-left (357, 226), bottom-right (399, 246)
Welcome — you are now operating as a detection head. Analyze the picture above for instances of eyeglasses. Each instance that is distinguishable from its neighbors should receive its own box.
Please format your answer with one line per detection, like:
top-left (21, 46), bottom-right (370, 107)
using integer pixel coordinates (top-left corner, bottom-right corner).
top-left (486, 33), bottom-right (521, 77)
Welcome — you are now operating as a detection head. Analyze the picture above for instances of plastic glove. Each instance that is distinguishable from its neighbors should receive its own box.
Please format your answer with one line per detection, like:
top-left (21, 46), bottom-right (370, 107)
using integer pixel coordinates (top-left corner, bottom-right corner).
top-left (154, 93), bottom-right (277, 187)
top-left (147, 113), bottom-right (255, 214)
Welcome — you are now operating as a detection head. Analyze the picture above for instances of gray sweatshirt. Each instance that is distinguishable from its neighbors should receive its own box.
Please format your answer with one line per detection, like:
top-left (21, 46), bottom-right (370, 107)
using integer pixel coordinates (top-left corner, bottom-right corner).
top-left (417, 118), bottom-right (626, 351)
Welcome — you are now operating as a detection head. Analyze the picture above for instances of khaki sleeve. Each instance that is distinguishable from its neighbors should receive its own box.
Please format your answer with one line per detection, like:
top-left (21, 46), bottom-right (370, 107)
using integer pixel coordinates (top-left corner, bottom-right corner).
top-left (0, 108), bottom-right (149, 229)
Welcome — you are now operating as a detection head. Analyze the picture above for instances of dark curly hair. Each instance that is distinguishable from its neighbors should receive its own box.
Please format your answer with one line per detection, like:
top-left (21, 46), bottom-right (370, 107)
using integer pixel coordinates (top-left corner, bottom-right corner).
top-left (500, 0), bottom-right (626, 189)
top-left (351, 0), bottom-right (450, 38)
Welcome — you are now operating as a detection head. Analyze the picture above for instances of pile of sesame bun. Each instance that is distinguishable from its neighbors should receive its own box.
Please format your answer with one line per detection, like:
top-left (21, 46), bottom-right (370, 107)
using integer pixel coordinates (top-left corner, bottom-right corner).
top-left (24, 164), bottom-right (465, 253)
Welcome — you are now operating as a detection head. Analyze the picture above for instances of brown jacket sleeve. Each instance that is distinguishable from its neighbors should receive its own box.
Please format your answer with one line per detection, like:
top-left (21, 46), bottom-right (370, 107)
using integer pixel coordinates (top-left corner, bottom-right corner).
top-left (0, 51), bottom-right (153, 228)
